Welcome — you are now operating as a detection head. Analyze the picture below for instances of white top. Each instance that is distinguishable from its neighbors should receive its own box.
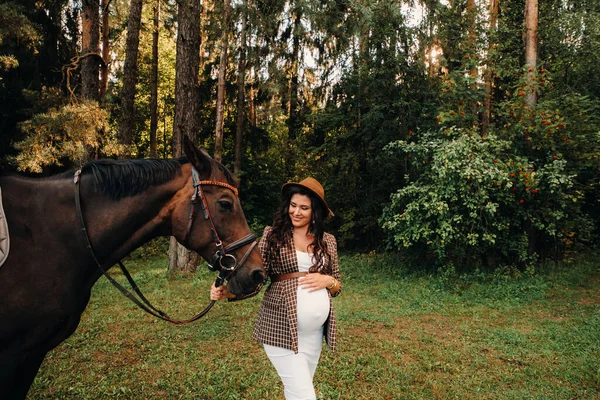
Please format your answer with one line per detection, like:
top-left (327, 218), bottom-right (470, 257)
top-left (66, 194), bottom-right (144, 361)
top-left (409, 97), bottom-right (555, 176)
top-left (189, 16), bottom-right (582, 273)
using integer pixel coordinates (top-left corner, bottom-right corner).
top-left (296, 250), bottom-right (314, 272)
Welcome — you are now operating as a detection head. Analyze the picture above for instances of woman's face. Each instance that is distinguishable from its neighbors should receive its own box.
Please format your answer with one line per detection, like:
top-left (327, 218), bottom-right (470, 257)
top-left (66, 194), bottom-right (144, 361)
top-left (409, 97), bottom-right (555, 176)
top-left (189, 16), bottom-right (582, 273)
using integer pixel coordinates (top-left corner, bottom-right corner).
top-left (288, 193), bottom-right (313, 230)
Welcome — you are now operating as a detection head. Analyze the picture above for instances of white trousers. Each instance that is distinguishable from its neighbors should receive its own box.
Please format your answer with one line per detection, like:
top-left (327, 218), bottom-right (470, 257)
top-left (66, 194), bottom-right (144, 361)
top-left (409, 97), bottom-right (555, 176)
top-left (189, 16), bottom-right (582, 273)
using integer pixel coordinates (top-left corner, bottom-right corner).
top-left (264, 287), bottom-right (330, 400)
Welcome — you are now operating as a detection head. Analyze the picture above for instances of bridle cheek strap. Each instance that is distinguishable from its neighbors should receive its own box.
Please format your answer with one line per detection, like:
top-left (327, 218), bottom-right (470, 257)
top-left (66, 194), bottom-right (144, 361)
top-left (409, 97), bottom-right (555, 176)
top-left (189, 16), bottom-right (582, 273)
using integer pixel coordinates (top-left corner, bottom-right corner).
top-left (183, 169), bottom-right (237, 248)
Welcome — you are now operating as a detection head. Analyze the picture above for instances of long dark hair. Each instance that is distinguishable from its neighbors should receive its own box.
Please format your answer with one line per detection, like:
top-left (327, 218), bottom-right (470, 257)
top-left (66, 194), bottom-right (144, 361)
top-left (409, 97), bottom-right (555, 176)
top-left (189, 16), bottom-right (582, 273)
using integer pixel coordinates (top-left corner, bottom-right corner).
top-left (266, 185), bottom-right (331, 274)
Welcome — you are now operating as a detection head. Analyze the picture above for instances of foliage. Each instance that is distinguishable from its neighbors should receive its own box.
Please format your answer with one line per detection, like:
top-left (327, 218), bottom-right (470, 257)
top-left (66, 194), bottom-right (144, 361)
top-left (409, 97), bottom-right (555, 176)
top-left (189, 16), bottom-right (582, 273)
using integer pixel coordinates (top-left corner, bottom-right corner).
top-left (130, 2), bottom-right (177, 158)
top-left (1, 0), bottom-right (600, 266)
top-left (310, 1), bottom-right (438, 249)
top-left (0, 2), bottom-right (40, 72)
top-left (381, 63), bottom-right (600, 270)
top-left (382, 129), bottom-right (511, 268)
top-left (497, 73), bottom-right (600, 247)
top-left (0, 0), bottom-right (79, 157)
top-left (238, 127), bottom-right (289, 234)
top-left (378, 0), bottom-right (600, 269)
top-left (11, 101), bottom-right (121, 173)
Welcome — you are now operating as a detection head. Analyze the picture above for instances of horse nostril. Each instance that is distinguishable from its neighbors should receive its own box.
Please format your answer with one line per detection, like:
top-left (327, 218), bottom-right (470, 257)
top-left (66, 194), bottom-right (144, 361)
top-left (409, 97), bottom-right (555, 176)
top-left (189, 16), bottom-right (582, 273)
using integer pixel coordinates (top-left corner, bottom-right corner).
top-left (252, 269), bottom-right (266, 285)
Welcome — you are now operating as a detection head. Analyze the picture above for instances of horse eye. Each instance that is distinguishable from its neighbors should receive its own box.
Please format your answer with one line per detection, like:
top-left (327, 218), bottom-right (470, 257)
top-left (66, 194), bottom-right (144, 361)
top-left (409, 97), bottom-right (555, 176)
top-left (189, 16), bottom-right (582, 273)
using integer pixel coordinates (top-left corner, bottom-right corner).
top-left (217, 200), bottom-right (233, 211)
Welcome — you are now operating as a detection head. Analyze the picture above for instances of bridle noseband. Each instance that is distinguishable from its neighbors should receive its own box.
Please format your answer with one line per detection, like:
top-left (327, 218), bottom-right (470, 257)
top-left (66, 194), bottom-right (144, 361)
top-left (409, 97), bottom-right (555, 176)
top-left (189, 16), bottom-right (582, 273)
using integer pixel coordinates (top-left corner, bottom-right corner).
top-left (74, 165), bottom-right (258, 324)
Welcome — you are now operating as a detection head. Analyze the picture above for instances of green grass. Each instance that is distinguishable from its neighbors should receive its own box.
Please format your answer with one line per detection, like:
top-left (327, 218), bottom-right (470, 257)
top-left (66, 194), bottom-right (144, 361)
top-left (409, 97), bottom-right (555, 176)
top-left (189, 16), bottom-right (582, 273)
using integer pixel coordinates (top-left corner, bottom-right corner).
top-left (28, 252), bottom-right (600, 399)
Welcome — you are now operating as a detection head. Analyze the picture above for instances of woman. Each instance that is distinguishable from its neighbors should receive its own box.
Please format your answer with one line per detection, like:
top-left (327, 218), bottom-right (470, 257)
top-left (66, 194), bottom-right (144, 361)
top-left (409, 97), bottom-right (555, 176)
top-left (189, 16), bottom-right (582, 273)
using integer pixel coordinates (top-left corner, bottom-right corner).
top-left (211, 177), bottom-right (342, 400)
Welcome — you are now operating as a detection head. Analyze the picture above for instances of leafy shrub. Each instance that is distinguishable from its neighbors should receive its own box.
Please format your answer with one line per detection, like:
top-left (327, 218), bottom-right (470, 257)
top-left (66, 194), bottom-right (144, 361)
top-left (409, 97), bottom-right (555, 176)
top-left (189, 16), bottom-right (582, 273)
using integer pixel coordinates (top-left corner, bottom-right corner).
top-left (380, 71), bottom-right (599, 271)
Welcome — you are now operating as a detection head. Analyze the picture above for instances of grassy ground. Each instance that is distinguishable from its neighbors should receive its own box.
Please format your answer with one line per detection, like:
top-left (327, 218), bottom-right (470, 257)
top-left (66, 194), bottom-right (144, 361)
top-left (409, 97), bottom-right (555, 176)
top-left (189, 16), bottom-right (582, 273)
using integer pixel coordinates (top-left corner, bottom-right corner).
top-left (28, 252), bottom-right (599, 399)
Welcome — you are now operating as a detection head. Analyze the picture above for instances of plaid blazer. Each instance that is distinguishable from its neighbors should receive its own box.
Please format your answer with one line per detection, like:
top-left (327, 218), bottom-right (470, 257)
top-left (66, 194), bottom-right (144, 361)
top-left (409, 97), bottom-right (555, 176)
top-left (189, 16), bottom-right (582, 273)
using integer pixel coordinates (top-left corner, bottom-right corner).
top-left (250, 226), bottom-right (342, 354)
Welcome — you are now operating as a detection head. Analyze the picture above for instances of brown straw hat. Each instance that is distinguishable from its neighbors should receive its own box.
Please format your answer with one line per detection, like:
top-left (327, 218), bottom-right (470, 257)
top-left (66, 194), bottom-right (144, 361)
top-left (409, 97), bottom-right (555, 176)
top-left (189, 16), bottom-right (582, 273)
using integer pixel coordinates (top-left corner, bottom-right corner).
top-left (282, 177), bottom-right (334, 217)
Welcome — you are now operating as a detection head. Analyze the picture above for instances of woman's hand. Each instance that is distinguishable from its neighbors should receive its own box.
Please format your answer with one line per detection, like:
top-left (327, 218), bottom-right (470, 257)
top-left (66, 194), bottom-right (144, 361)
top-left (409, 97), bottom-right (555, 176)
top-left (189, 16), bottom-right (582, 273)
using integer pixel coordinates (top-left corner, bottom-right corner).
top-left (298, 273), bottom-right (335, 292)
top-left (210, 283), bottom-right (236, 300)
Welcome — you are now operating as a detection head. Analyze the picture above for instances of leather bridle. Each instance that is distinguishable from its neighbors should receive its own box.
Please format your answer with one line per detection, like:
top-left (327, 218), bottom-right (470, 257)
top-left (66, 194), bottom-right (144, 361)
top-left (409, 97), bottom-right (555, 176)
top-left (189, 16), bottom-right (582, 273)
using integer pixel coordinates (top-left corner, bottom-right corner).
top-left (73, 165), bottom-right (257, 325)
top-left (184, 167), bottom-right (257, 288)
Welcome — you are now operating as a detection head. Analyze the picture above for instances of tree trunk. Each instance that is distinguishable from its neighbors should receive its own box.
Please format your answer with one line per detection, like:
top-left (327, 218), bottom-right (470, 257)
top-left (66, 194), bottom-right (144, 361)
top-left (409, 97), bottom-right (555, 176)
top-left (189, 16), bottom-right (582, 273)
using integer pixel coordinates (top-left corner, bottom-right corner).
top-left (425, 4), bottom-right (436, 78)
top-left (284, 3), bottom-right (302, 177)
top-left (199, 0), bottom-right (211, 80)
top-left (467, 0), bottom-right (478, 124)
top-left (99, 0), bottom-right (111, 100)
top-left (482, 0), bottom-right (499, 134)
top-left (525, 0), bottom-right (539, 255)
top-left (467, 0), bottom-right (477, 52)
top-left (287, 6), bottom-right (302, 141)
top-left (357, 11), bottom-right (369, 129)
top-left (234, 0), bottom-right (248, 177)
top-left (149, 0), bottom-right (160, 158)
top-left (525, 0), bottom-right (538, 108)
top-left (118, 0), bottom-right (144, 155)
top-left (169, 0), bottom-right (202, 272)
top-left (248, 77), bottom-right (256, 127)
top-left (81, 0), bottom-right (100, 101)
top-left (214, 0), bottom-right (231, 163)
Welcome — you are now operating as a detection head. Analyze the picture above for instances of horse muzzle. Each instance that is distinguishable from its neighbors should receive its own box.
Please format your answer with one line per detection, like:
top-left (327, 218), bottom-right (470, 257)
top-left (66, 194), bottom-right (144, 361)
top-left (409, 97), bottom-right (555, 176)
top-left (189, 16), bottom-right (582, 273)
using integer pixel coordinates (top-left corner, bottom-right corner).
top-left (208, 233), bottom-right (260, 289)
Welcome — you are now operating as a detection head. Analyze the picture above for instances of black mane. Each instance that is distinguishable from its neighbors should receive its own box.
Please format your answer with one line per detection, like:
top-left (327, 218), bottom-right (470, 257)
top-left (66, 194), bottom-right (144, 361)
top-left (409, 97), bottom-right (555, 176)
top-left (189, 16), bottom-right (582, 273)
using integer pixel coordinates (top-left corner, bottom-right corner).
top-left (82, 158), bottom-right (186, 200)
top-left (79, 156), bottom-right (238, 200)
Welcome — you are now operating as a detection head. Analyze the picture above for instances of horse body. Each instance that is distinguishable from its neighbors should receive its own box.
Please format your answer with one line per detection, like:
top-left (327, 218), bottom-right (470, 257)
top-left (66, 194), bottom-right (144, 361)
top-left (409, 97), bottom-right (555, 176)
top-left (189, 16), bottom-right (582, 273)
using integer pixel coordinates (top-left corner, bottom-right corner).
top-left (0, 175), bottom-right (108, 399)
top-left (0, 139), bottom-right (265, 399)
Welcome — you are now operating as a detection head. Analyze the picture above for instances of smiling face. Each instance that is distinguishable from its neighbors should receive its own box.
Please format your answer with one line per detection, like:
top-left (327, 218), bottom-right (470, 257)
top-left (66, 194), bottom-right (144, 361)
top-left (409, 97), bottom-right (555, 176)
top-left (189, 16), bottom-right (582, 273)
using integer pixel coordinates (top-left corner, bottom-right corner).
top-left (288, 193), bottom-right (313, 230)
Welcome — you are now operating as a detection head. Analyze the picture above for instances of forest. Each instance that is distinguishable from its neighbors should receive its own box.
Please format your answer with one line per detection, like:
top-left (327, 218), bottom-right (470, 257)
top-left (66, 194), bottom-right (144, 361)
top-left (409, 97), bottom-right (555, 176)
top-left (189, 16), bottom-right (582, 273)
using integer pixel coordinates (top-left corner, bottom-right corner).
top-left (1, 0), bottom-right (599, 272)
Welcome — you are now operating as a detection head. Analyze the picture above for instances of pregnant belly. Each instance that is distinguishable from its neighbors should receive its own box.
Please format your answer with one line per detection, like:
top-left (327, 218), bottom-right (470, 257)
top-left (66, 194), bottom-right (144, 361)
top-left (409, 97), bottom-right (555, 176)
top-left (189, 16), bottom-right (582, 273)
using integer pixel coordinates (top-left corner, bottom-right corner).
top-left (296, 287), bottom-right (330, 333)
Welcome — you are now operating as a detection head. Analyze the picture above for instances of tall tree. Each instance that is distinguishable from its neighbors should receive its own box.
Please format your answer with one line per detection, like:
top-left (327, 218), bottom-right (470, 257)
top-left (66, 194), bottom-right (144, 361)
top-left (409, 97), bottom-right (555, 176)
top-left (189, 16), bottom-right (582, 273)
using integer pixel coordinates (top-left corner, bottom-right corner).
top-left (118, 0), bottom-right (144, 154)
top-left (234, 0), bottom-right (249, 176)
top-left (198, 0), bottom-right (212, 79)
top-left (467, 0), bottom-right (479, 121)
top-left (248, 68), bottom-right (257, 128)
top-left (149, 0), bottom-right (160, 158)
top-left (287, 3), bottom-right (302, 142)
top-left (214, 0), bottom-right (231, 163)
top-left (169, 0), bottom-right (202, 272)
top-left (524, 0), bottom-right (538, 107)
top-left (99, 0), bottom-right (111, 100)
top-left (482, 0), bottom-right (499, 134)
top-left (280, 1), bottom-right (304, 178)
top-left (81, 0), bottom-right (100, 101)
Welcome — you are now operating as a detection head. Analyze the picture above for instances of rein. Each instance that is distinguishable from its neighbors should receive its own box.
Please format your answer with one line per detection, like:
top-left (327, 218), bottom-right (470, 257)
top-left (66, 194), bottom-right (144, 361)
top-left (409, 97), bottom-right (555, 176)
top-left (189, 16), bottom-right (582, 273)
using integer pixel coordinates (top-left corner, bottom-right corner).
top-left (73, 166), bottom-right (257, 325)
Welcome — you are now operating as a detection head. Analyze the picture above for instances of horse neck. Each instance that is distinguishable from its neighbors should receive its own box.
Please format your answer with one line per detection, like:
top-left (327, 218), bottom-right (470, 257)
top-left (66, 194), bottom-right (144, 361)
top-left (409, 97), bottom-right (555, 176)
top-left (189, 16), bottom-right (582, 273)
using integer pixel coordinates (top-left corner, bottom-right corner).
top-left (79, 173), bottom-right (187, 267)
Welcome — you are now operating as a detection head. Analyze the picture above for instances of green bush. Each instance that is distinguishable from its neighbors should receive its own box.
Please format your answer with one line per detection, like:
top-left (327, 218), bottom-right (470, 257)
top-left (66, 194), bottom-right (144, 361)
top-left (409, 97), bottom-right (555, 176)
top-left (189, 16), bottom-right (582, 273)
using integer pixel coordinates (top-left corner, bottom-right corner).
top-left (380, 71), bottom-right (599, 271)
top-left (381, 128), bottom-right (527, 269)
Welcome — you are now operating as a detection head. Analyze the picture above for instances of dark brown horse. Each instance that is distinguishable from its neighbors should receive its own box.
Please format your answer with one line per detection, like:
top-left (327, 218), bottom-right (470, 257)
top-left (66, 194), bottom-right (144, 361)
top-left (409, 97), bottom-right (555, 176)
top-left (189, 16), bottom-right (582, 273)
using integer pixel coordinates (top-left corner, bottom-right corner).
top-left (0, 137), bottom-right (266, 399)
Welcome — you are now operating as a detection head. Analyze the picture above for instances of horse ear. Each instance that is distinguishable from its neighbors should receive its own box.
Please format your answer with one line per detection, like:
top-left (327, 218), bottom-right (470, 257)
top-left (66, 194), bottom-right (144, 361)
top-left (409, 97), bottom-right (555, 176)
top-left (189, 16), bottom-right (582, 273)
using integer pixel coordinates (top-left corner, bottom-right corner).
top-left (183, 136), bottom-right (212, 175)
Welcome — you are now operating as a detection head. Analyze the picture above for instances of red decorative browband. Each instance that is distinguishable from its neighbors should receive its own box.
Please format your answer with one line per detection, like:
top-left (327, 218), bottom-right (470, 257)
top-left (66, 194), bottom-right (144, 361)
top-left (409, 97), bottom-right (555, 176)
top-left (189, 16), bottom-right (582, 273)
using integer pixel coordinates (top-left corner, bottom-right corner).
top-left (199, 180), bottom-right (239, 197)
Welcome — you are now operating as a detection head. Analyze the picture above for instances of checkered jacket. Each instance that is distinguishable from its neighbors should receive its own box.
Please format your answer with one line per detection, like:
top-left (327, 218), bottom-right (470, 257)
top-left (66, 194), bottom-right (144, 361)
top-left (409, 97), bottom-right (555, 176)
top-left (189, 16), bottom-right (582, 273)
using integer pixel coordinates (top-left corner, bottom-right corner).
top-left (250, 226), bottom-right (342, 353)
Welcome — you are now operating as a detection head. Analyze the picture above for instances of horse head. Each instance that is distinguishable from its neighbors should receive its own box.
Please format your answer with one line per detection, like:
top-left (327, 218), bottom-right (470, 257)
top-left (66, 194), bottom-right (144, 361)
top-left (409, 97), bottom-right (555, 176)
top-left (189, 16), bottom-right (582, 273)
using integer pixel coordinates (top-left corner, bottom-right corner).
top-left (171, 137), bottom-right (266, 296)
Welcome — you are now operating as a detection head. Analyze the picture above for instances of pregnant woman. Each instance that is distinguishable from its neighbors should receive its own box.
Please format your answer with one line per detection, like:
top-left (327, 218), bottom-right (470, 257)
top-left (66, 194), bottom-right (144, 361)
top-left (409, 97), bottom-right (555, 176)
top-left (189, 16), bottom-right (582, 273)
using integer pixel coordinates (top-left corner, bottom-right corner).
top-left (211, 177), bottom-right (342, 400)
